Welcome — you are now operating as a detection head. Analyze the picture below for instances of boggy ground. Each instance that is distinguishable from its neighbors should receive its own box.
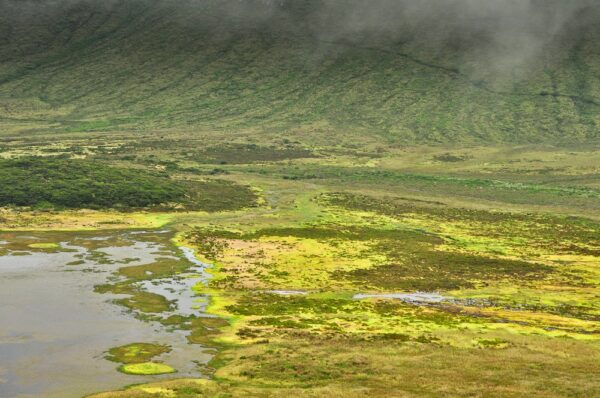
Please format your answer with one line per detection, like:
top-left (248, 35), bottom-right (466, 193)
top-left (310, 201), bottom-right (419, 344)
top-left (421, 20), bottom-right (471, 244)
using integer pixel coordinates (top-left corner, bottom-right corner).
top-left (88, 148), bottom-right (600, 397)
top-left (165, 193), bottom-right (599, 397)
top-left (1, 138), bottom-right (600, 397)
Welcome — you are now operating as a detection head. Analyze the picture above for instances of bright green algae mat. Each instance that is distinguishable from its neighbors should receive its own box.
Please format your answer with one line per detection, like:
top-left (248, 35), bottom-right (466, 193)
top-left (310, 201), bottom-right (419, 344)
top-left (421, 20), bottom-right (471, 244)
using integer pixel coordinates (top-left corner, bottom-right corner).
top-left (118, 363), bottom-right (176, 376)
top-left (27, 243), bottom-right (59, 249)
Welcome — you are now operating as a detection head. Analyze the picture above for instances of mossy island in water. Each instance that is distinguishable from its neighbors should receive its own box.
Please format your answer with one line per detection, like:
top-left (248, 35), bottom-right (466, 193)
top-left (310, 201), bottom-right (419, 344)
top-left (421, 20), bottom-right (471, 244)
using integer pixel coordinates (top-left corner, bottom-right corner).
top-left (106, 341), bottom-right (177, 376)
top-left (118, 362), bottom-right (177, 376)
top-left (27, 243), bottom-right (60, 249)
top-left (106, 343), bottom-right (172, 364)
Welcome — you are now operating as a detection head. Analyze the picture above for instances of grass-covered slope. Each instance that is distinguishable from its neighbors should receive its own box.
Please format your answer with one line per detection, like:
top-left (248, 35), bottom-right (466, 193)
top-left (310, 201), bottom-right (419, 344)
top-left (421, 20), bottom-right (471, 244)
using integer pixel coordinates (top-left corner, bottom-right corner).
top-left (1, 0), bottom-right (600, 143)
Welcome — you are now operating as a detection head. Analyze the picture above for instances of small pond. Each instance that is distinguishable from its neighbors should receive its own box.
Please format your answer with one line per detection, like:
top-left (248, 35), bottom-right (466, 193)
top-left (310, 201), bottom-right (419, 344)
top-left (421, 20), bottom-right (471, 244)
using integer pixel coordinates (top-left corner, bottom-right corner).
top-left (0, 230), bottom-right (211, 398)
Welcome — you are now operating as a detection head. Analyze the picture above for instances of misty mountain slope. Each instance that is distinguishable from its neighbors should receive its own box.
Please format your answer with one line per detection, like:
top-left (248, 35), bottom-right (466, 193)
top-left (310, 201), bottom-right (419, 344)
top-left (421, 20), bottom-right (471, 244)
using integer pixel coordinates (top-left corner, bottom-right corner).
top-left (1, 0), bottom-right (600, 143)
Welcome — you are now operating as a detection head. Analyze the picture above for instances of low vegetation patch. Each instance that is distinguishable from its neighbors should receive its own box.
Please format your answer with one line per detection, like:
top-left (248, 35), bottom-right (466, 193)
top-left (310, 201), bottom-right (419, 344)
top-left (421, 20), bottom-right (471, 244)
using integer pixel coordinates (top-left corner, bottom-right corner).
top-left (182, 179), bottom-right (259, 212)
top-left (0, 157), bottom-right (185, 209)
top-left (95, 283), bottom-right (173, 314)
top-left (339, 250), bottom-right (553, 291)
top-left (433, 153), bottom-right (472, 162)
top-left (118, 362), bottom-right (176, 376)
top-left (0, 157), bottom-right (258, 211)
top-left (27, 242), bottom-right (60, 249)
top-left (189, 143), bottom-right (316, 164)
top-left (106, 343), bottom-right (171, 364)
top-left (117, 258), bottom-right (191, 281)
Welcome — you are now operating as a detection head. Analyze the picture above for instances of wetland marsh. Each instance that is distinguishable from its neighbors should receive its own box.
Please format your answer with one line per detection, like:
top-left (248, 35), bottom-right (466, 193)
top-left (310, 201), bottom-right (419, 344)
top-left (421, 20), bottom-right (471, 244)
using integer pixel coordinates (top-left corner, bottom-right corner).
top-left (1, 139), bottom-right (600, 397)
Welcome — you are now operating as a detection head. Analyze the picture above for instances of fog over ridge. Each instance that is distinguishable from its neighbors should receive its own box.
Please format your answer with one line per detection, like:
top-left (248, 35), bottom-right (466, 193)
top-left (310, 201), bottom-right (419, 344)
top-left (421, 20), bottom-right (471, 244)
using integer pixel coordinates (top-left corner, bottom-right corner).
top-left (2, 0), bottom-right (599, 77)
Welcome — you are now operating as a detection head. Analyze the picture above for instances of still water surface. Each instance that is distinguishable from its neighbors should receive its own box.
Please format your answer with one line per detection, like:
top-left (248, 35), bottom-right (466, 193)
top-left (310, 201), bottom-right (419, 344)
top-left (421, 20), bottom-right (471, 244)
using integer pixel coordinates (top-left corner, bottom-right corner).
top-left (0, 230), bottom-right (211, 398)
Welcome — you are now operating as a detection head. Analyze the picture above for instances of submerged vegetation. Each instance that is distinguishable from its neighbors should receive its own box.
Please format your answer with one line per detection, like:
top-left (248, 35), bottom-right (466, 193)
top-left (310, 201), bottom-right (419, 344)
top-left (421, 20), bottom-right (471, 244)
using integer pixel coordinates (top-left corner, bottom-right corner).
top-left (95, 283), bottom-right (174, 314)
top-left (106, 343), bottom-right (171, 365)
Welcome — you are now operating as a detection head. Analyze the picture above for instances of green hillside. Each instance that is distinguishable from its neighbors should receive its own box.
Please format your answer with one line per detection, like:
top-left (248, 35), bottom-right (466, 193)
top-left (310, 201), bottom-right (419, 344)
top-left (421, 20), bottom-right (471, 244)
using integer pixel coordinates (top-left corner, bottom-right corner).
top-left (1, 0), bottom-right (600, 144)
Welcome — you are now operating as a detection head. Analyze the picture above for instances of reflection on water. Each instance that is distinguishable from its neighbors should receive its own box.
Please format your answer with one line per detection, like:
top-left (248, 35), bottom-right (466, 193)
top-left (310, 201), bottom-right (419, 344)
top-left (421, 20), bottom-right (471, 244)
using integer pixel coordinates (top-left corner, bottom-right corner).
top-left (0, 230), bottom-right (212, 398)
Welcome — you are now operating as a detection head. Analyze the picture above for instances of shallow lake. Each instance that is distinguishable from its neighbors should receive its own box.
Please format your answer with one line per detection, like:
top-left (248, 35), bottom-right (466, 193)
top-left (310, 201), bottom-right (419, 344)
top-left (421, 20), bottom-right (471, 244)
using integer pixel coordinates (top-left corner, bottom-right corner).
top-left (0, 230), bottom-right (212, 398)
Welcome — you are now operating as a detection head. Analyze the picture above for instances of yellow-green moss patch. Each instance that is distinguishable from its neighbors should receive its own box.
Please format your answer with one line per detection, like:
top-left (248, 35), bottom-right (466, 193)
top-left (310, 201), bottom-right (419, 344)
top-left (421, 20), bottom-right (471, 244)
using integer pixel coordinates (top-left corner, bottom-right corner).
top-left (118, 362), bottom-right (176, 375)
top-left (27, 242), bottom-right (59, 249)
